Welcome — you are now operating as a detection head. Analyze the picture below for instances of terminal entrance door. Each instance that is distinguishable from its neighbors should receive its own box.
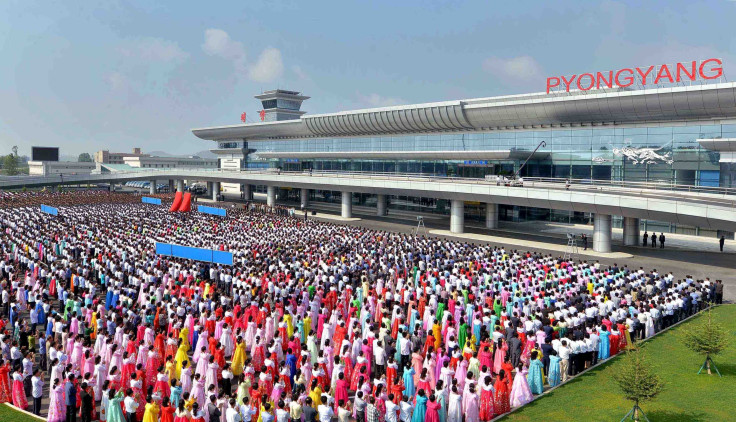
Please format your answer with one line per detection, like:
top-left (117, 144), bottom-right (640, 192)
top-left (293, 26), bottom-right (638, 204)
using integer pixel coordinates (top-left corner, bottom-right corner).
top-left (457, 164), bottom-right (495, 179)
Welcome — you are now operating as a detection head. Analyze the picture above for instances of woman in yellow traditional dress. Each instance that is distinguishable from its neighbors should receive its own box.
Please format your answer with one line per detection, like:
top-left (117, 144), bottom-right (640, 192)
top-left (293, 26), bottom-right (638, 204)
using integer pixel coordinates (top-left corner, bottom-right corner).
top-left (231, 339), bottom-right (246, 376)
top-left (303, 315), bottom-right (312, 338)
top-left (284, 314), bottom-right (294, 339)
top-left (179, 326), bottom-right (190, 350)
top-left (142, 397), bottom-right (160, 422)
top-left (174, 339), bottom-right (190, 380)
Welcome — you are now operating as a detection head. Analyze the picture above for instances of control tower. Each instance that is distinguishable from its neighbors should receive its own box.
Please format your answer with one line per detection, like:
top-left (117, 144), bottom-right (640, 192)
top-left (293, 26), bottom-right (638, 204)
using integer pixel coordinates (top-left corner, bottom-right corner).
top-left (254, 89), bottom-right (310, 122)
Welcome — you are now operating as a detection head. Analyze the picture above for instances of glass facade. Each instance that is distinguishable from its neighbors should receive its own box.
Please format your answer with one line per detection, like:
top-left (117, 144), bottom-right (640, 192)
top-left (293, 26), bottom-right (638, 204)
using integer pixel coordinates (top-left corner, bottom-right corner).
top-left (233, 123), bottom-right (736, 237)
top-left (247, 123), bottom-right (732, 185)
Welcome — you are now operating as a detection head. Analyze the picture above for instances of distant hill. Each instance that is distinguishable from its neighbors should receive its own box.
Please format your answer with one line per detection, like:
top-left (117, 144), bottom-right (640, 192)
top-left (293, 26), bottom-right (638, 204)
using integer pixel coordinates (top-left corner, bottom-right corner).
top-left (147, 150), bottom-right (175, 157)
top-left (193, 150), bottom-right (217, 158)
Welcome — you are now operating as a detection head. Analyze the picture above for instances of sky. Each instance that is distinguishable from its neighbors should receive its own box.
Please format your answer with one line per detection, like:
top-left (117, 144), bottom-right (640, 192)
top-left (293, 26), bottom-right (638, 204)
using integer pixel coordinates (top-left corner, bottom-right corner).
top-left (1, 0), bottom-right (735, 157)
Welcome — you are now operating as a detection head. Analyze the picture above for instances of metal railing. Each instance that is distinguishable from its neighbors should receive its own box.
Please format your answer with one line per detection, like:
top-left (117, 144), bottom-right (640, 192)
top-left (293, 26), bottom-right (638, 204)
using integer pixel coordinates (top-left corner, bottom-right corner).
top-left (2, 169), bottom-right (735, 199)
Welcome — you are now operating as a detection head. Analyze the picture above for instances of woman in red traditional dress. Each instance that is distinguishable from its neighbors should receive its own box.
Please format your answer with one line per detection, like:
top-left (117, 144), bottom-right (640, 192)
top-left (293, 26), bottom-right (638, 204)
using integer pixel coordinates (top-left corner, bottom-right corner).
top-left (493, 370), bottom-right (510, 417)
top-left (350, 355), bottom-right (368, 391)
top-left (0, 359), bottom-right (11, 403)
top-left (478, 376), bottom-right (495, 421)
top-left (11, 369), bottom-right (27, 410)
top-left (609, 328), bottom-right (621, 357)
top-left (251, 337), bottom-right (266, 372)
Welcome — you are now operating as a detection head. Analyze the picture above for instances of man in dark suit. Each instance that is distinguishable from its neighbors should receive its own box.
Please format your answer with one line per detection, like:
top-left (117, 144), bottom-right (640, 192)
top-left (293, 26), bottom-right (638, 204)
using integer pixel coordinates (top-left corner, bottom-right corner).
top-left (80, 383), bottom-right (94, 422)
top-left (541, 338), bottom-right (554, 375)
top-left (65, 374), bottom-right (78, 422)
top-left (659, 233), bottom-right (665, 248)
top-left (719, 235), bottom-right (725, 252)
top-left (643, 232), bottom-right (648, 246)
top-left (207, 395), bottom-right (221, 422)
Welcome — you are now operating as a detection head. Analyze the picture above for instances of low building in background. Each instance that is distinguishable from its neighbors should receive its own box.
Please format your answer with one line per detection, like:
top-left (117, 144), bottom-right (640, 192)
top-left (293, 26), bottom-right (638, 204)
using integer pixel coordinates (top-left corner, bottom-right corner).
top-left (28, 161), bottom-right (96, 176)
top-left (94, 147), bottom-right (148, 164)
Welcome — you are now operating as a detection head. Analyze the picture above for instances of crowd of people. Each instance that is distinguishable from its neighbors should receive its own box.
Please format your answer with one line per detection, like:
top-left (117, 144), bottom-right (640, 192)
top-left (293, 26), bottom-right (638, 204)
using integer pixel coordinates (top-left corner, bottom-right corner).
top-left (0, 190), bottom-right (722, 422)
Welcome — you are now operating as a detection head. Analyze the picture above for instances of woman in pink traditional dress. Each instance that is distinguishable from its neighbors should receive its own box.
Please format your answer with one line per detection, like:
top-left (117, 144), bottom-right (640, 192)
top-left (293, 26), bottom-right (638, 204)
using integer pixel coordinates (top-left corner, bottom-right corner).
top-left (334, 372), bottom-right (349, 412)
top-left (0, 359), bottom-right (11, 403)
top-left (425, 394), bottom-right (442, 422)
top-left (146, 346), bottom-right (162, 387)
top-left (11, 369), bottom-right (28, 410)
top-left (47, 378), bottom-right (66, 422)
top-left (493, 339), bottom-right (507, 375)
top-left (81, 349), bottom-right (95, 378)
top-left (509, 364), bottom-right (533, 408)
top-left (462, 384), bottom-right (480, 422)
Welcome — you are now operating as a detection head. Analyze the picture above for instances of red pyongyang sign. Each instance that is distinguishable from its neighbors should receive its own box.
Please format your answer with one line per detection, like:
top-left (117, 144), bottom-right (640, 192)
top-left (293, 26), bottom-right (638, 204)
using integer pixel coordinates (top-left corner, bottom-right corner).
top-left (546, 59), bottom-right (723, 94)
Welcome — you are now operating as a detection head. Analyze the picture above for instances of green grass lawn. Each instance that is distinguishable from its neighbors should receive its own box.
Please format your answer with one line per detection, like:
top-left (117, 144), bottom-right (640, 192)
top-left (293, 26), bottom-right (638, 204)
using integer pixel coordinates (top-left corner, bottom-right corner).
top-left (0, 404), bottom-right (40, 422)
top-left (500, 304), bottom-right (736, 422)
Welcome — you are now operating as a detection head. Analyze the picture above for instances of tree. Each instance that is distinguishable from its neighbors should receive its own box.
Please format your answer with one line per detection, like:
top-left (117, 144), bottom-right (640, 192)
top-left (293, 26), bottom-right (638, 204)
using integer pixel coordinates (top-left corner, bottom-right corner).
top-left (613, 347), bottom-right (664, 422)
top-left (2, 154), bottom-right (18, 175)
top-left (78, 153), bottom-right (93, 162)
top-left (11, 145), bottom-right (18, 157)
top-left (681, 306), bottom-right (730, 376)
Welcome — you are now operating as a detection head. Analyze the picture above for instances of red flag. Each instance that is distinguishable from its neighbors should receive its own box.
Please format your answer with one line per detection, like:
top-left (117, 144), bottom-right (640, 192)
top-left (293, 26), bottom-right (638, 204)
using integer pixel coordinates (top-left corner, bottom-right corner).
top-left (259, 110), bottom-right (266, 121)
top-left (240, 112), bottom-right (247, 123)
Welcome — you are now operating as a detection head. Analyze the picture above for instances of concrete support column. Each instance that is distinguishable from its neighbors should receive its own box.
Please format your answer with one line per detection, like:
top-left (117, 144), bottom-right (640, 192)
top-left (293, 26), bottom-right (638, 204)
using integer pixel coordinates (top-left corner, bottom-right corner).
top-left (243, 184), bottom-right (252, 200)
top-left (212, 182), bottom-right (220, 201)
top-left (450, 199), bottom-right (465, 234)
top-left (168, 180), bottom-right (175, 192)
top-left (149, 180), bottom-right (156, 195)
top-left (176, 180), bottom-right (184, 192)
top-left (593, 213), bottom-right (612, 253)
top-left (300, 188), bottom-right (309, 208)
top-left (376, 194), bottom-right (387, 216)
top-left (485, 203), bottom-right (498, 229)
top-left (109, 183), bottom-right (114, 192)
top-left (341, 191), bottom-right (352, 218)
top-left (267, 186), bottom-right (277, 207)
top-left (622, 217), bottom-right (640, 246)
top-left (207, 182), bottom-right (213, 196)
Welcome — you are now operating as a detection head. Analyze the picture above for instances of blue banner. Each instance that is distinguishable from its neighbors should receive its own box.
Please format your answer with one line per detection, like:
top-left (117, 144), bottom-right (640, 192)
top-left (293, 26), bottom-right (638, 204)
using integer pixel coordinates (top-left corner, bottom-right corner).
top-left (197, 205), bottom-right (227, 217)
top-left (40, 205), bottom-right (58, 216)
top-left (212, 250), bottom-right (234, 265)
top-left (142, 197), bottom-right (162, 205)
top-left (155, 242), bottom-right (234, 265)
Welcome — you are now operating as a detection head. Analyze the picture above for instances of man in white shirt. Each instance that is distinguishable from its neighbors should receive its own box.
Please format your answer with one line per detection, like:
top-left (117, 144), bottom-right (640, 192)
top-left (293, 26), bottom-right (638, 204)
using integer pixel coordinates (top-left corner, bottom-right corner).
top-left (31, 369), bottom-right (44, 416)
top-left (399, 398), bottom-right (413, 422)
top-left (558, 340), bottom-right (571, 383)
top-left (385, 394), bottom-right (399, 422)
top-left (373, 341), bottom-right (386, 379)
top-left (316, 396), bottom-right (334, 422)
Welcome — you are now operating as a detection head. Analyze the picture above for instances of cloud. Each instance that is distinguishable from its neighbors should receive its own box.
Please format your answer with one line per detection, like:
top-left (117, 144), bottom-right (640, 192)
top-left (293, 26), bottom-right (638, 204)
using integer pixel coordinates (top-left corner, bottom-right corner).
top-left (482, 55), bottom-right (543, 83)
top-left (292, 65), bottom-right (310, 81)
top-left (201, 30), bottom-right (284, 83)
top-left (356, 93), bottom-right (407, 108)
top-left (119, 37), bottom-right (189, 63)
top-left (248, 47), bottom-right (284, 83)
top-left (202, 28), bottom-right (246, 65)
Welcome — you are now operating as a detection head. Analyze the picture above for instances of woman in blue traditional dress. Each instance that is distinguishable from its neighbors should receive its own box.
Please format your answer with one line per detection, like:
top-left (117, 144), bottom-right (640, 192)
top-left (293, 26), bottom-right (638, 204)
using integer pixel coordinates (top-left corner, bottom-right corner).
top-left (402, 363), bottom-right (416, 399)
top-left (411, 389), bottom-right (428, 422)
top-left (598, 325), bottom-right (611, 360)
top-left (526, 351), bottom-right (544, 395)
top-left (547, 353), bottom-right (561, 387)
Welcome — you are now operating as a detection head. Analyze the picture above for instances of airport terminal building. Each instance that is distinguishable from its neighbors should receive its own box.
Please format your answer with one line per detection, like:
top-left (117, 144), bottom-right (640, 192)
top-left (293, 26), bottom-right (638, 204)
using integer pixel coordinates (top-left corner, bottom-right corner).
top-left (194, 80), bottom-right (736, 237)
